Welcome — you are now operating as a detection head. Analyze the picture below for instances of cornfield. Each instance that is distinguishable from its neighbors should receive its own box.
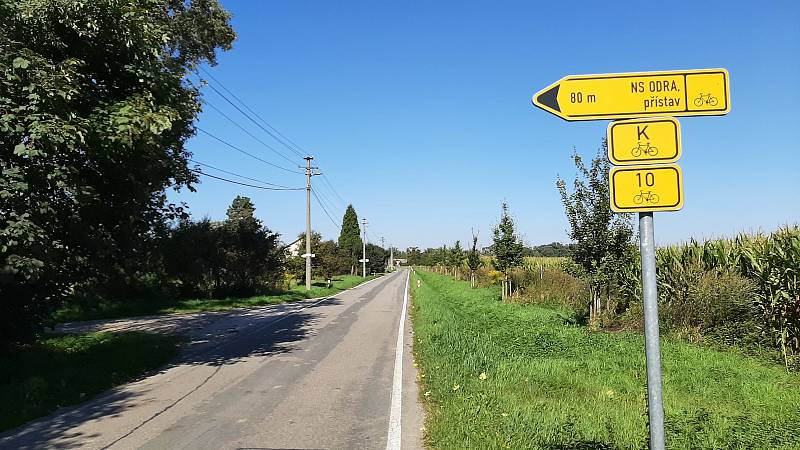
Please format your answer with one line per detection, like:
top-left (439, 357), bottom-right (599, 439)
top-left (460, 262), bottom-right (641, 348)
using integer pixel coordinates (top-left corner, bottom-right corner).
top-left (617, 227), bottom-right (800, 365)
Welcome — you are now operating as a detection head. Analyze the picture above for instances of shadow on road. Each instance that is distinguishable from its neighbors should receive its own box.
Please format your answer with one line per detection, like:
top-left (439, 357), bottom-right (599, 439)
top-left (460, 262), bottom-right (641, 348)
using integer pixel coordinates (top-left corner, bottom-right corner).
top-left (0, 297), bottom-right (343, 450)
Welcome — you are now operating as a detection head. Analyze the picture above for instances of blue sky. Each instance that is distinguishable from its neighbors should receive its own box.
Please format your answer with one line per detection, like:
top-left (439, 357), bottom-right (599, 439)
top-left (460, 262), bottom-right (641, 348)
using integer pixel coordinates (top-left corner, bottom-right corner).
top-left (173, 0), bottom-right (800, 250)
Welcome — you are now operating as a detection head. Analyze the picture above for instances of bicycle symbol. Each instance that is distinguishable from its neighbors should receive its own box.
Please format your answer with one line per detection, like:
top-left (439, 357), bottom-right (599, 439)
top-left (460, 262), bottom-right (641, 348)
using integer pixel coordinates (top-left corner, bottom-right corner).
top-left (631, 142), bottom-right (658, 158)
top-left (633, 190), bottom-right (660, 205)
top-left (693, 93), bottom-right (719, 107)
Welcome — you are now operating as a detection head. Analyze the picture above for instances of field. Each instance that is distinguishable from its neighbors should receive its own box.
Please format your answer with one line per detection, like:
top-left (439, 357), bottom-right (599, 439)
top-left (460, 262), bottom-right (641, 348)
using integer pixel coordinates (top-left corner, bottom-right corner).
top-left (479, 256), bottom-right (567, 268)
top-left (410, 270), bottom-right (800, 449)
top-left (0, 332), bottom-right (178, 432)
top-left (55, 275), bottom-right (377, 323)
top-left (522, 256), bottom-right (568, 267)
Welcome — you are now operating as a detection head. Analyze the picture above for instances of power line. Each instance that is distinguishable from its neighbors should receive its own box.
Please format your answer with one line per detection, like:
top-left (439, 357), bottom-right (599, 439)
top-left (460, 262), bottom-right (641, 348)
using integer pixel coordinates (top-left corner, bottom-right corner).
top-left (192, 169), bottom-right (304, 191)
top-left (196, 69), bottom-right (349, 214)
top-left (202, 100), bottom-right (300, 167)
top-left (312, 184), bottom-right (342, 218)
top-left (189, 159), bottom-right (296, 188)
top-left (320, 172), bottom-right (347, 206)
top-left (311, 188), bottom-right (341, 230)
top-left (199, 67), bottom-right (307, 159)
top-left (195, 127), bottom-right (302, 174)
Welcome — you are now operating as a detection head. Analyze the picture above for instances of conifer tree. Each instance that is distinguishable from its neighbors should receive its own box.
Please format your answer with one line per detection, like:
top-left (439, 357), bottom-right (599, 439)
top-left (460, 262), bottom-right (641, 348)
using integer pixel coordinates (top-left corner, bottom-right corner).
top-left (337, 205), bottom-right (362, 275)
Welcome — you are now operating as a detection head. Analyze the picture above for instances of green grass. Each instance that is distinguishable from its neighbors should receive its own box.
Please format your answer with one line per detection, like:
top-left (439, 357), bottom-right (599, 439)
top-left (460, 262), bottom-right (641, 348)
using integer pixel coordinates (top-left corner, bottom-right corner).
top-left (410, 270), bottom-right (800, 450)
top-left (0, 332), bottom-right (179, 432)
top-left (55, 275), bottom-right (378, 322)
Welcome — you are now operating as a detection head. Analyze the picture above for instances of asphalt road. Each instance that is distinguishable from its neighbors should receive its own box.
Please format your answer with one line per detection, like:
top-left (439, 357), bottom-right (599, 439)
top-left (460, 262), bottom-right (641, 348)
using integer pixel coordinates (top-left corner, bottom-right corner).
top-left (0, 270), bottom-right (424, 450)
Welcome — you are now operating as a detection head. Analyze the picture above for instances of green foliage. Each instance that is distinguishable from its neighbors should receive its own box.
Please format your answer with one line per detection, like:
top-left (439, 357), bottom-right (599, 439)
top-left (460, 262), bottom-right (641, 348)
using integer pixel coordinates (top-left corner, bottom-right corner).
top-left (161, 218), bottom-right (221, 297)
top-left (514, 267), bottom-right (590, 317)
top-left (405, 247), bottom-right (423, 266)
top-left (337, 204), bottom-right (362, 274)
top-left (411, 270), bottom-right (800, 449)
top-left (0, 0), bottom-right (235, 344)
top-left (610, 228), bottom-right (800, 366)
top-left (158, 196), bottom-right (283, 299)
top-left (523, 242), bottom-right (573, 257)
top-left (491, 202), bottom-right (524, 276)
top-left (740, 228), bottom-right (800, 365)
top-left (316, 239), bottom-right (348, 279)
top-left (556, 140), bottom-right (634, 319)
top-left (466, 235), bottom-right (483, 273)
top-left (447, 240), bottom-right (465, 272)
top-left (215, 196), bottom-right (282, 297)
top-left (55, 275), bottom-right (376, 322)
top-left (414, 245), bottom-right (450, 268)
top-left (0, 331), bottom-right (178, 431)
top-left (556, 141), bottom-right (633, 275)
top-left (365, 243), bottom-right (388, 274)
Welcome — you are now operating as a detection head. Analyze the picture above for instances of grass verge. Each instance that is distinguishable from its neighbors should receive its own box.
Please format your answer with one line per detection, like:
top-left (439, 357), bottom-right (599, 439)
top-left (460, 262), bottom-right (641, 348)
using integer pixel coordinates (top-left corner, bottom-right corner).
top-left (55, 274), bottom-right (379, 323)
top-left (0, 332), bottom-right (179, 432)
top-left (410, 270), bottom-right (800, 449)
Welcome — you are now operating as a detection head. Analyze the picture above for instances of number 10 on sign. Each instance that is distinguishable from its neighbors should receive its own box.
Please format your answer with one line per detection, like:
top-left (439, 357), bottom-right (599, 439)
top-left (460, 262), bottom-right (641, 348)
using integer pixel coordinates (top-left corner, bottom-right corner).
top-left (610, 164), bottom-right (684, 212)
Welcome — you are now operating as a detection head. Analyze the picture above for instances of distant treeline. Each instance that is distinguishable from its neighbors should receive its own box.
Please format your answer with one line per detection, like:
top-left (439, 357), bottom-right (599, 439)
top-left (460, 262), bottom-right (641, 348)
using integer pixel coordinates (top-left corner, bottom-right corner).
top-left (522, 242), bottom-right (572, 257)
top-left (402, 241), bottom-right (571, 266)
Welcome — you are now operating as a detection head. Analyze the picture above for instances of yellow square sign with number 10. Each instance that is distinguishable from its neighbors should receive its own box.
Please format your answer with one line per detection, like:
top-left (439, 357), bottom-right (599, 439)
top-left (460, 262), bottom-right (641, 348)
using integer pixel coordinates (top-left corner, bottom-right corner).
top-left (610, 164), bottom-right (684, 212)
top-left (607, 117), bottom-right (681, 165)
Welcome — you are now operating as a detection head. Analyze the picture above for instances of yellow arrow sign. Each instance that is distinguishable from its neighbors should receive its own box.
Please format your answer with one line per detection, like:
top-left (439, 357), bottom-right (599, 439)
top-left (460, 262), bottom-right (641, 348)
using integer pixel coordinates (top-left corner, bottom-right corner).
top-left (533, 69), bottom-right (729, 121)
top-left (607, 117), bottom-right (682, 165)
top-left (610, 164), bottom-right (684, 212)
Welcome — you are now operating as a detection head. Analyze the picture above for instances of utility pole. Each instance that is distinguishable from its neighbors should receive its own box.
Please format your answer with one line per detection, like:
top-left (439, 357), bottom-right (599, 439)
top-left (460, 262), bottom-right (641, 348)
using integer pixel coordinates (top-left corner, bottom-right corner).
top-left (361, 218), bottom-right (368, 278)
top-left (389, 245), bottom-right (394, 270)
top-left (380, 236), bottom-right (388, 272)
top-left (302, 156), bottom-right (320, 291)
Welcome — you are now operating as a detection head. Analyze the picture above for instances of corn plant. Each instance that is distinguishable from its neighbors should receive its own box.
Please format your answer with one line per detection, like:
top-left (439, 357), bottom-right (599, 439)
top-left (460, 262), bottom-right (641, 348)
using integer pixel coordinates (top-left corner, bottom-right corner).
top-left (739, 228), bottom-right (800, 368)
top-left (613, 227), bottom-right (799, 367)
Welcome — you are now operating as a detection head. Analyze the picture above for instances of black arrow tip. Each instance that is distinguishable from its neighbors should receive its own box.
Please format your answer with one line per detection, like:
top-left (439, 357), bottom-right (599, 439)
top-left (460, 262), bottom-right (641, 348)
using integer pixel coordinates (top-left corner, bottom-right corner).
top-left (536, 84), bottom-right (560, 112)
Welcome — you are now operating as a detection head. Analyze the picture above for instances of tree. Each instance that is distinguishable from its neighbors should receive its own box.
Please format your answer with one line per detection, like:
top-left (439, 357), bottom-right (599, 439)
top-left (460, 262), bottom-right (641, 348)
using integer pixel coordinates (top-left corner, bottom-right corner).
top-left (365, 243), bottom-right (388, 275)
top-left (337, 205), bottom-right (362, 275)
top-left (557, 140), bottom-right (634, 321)
top-left (162, 218), bottom-right (222, 298)
top-left (492, 202), bottom-right (524, 300)
top-left (296, 231), bottom-right (346, 282)
top-left (466, 231), bottom-right (483, 288)
top-left (434, 245), bottom-right (448, 273)
top-left (0, 0), bottom-right (235, 344)
top-left (522, 242), bottom-right (572, 257)
top-left (448, 240), bottom-right (465, 279)
top-left (316, 240), bottom-right (346, 282)
top-left (216, 196), bottom-right (283, 297)
top-left (405, 247), bottom-right (423, 266)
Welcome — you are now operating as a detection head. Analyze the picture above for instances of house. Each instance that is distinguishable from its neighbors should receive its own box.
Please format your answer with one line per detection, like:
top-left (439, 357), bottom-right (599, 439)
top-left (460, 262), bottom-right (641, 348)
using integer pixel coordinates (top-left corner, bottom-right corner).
top-left (284, 237), bottom-right (302, 257)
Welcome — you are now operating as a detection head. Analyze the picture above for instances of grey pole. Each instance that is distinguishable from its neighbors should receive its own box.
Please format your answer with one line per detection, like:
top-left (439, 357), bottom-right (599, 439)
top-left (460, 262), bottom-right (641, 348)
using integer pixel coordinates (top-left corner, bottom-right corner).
top-left (304, 156), bottom-right (313, 291)
top-left (639, 212), bottom-right (665, 450)
top-left (361, 218), bottom-right (368, 278)
top-left (381, 236), bottom-right (386, 271)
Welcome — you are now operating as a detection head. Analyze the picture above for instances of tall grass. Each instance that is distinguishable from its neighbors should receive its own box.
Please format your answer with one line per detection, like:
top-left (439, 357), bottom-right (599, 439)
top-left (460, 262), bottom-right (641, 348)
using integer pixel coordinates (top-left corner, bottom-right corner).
top-left (411, 270), bottom-right (800, 449)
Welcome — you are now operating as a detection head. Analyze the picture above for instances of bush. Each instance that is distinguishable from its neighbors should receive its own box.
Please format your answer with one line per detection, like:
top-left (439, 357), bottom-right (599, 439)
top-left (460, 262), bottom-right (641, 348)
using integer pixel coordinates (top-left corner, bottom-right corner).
top-left (621, 267), bottom-right (755, 329)
top-left (514, 267), bottom-right (589, 316)
top-left (684, 270), bottom-right (755, 330)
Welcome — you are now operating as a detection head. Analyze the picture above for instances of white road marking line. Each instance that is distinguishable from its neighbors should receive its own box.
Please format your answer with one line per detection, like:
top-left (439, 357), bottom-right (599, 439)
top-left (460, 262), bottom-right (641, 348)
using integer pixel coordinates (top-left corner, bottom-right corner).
top-left (386, 270), bottom-right (410, 450)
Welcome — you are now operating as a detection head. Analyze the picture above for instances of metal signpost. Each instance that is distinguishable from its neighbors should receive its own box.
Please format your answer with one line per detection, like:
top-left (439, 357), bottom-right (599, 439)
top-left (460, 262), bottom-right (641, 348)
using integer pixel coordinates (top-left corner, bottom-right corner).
top-left (609, 164), bottom-right (684, 212)
top-left (532, 68), bottom-right (730, 121)
top-left (607, 117), bottom-right (682, 165)
top-left (532, 68), bottom-right (730, 450)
